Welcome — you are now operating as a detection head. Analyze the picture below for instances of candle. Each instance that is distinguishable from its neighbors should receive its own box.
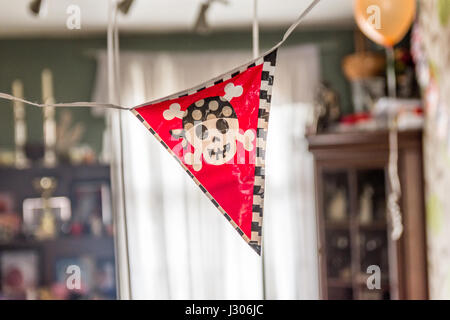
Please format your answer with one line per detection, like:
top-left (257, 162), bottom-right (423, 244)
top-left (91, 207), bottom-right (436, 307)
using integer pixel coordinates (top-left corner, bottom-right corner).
top-left (41, 68), bottom-right (57, 167)
top-left (12, 79), bottom-right (29, 168)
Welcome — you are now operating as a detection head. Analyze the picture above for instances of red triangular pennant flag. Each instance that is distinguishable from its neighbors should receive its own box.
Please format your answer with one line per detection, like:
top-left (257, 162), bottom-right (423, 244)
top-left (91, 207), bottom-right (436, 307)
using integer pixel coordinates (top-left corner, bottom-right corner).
top-left (131, 50), bottom-right (277, 254)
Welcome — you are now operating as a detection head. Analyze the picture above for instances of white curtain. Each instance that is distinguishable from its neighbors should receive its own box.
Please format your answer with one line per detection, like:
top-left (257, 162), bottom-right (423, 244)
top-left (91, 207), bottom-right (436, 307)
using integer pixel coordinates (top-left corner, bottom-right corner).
top-left (93, 45), bottom-right (320, 299)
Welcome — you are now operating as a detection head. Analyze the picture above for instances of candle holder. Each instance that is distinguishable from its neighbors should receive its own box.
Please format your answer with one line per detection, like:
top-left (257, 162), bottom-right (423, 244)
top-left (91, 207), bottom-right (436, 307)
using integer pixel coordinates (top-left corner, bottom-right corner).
top-left (12, 80), bottom-right (30, 169)
top-left (42, 69), bottom-right (57, 167)
top-left (32, 176), bottom-right (57, 240)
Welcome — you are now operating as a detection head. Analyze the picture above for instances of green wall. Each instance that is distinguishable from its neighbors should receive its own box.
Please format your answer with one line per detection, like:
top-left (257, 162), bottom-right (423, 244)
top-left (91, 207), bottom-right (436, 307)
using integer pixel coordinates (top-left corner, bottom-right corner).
top-left (0, 28), bottom-right (355, 155)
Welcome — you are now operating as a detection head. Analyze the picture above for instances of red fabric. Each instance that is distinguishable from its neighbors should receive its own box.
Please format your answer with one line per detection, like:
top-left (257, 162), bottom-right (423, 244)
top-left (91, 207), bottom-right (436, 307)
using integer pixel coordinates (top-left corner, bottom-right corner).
top-left (135, 64), bottom-right (263, 237)
top-left (340, 112), bottom-right (372, 124)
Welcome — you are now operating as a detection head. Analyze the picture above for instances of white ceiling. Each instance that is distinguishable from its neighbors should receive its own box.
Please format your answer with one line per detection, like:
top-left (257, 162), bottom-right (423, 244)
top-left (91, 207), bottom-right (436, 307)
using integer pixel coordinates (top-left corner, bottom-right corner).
top-left (0, 0), bottom-right (354, 37)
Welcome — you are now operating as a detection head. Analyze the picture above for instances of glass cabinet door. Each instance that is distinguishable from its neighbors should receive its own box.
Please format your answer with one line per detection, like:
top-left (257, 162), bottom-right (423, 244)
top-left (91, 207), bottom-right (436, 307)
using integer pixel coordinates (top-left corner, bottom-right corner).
top-left (320, 168), bottom-right (393, 300)
top-left (321, 171), bottom-right (353, 298)
top-left (356, 169), bottom-right (390, 300)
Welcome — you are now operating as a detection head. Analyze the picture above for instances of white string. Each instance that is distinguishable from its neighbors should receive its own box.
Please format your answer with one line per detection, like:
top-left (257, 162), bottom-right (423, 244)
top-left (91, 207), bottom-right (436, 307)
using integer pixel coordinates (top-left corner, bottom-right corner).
top-left (0, 92), bottom-right (128, 110)
top-left (107, 0), bottom-right (132, 300)
top-left (252, 0), bottom-right (259, 59)
top-left (252, 0), bottom-right (266, 300)
top-left (115, 4), bottom-right (133, 298)
top-left (279, 0), bottom-right (320, 44)
top-left (388, 123), bottom-right (403, 240)
top-left (385, 47), bottom-right (403, 241)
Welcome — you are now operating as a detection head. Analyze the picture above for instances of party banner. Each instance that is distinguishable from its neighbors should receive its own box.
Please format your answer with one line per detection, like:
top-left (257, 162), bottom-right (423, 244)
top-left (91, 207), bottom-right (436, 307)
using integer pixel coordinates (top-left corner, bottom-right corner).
top-left (132, 50), bottom-right (277, 254)
top-left (0, 0), bottom-right (320, 255)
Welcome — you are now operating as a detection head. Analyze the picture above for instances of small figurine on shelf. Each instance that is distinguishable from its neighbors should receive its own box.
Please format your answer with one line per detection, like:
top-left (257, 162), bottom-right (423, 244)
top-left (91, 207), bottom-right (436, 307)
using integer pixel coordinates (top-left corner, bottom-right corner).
top-left (33, 177), bottom-right (57, 240)
top-left (69, 222), bottom-right (84, 236)
top-left (12, 79), bottom-right (30, 169)
top-left (328, 188), bottom-right (347, 222)
top-left (55, 110), bottom-right (85, 164)
top-left (0, 193), bottom-right (20, 242)
top-left (310, 82), bottom-right (342, 134)
top-left (89, 215), bottom-right (103, 237)
top-left (0, 213), bottom-right (21, 242)
top-left (36, 210), bottom-right (56, 240)
top-left (360, 184), bottom-right (374, 225)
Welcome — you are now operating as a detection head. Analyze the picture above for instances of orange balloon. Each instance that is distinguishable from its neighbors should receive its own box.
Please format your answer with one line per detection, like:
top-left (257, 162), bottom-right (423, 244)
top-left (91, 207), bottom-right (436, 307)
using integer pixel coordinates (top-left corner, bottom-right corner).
top-left (354, 0), bottom-right (416, 47)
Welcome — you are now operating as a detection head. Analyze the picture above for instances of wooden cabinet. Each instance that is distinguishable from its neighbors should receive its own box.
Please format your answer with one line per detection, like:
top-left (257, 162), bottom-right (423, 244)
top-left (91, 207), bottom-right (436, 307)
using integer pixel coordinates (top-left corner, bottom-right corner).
top-left (307, 129), bottom-right (428, 300)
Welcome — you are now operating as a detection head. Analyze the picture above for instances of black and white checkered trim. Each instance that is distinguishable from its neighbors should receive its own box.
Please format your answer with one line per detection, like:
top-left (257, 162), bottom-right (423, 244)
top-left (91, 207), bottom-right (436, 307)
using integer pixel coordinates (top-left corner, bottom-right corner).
top-left (131, 50), bottom-right (277, 255)
top-left (249, 50), bottom-right (277, 255)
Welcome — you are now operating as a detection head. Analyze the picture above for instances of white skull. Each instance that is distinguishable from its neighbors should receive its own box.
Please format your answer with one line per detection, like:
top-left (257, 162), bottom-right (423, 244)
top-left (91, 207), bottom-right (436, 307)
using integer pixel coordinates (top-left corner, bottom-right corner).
top-left (164, 83), bottom-right (254, 171)
top-left (185, 117), bottom-right (239, 167)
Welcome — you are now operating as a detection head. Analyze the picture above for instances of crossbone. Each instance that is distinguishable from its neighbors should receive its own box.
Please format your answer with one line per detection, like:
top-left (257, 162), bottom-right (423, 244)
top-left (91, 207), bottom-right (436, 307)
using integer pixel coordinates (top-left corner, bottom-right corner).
top-left (223, 83), bottom-right (243, 101)
top-left (163, 103), bottom-right (184, 120)
top-left (163, 83), bottom-right (243, 121)
top-left (237, 129), bottom-right (255, 151)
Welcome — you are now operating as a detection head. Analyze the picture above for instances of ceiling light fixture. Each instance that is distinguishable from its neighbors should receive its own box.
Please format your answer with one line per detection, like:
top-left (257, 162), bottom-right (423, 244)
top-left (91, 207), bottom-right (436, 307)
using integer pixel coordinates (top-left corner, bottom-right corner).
top-left (194, 0), bottom-right (228, 34)
top-left (29, 0), bottom-right (42, 16)
top-left (29, 0), bottom-right (48, 17)
top-left (117, 0), bottom-right (135, 15)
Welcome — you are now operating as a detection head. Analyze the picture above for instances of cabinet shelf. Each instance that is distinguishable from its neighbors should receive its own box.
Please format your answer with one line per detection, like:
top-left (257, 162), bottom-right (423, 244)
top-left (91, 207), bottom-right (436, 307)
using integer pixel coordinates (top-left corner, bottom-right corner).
top-left (325, 222), bottom-right (350, 230)
top-left (327, 278), bottom-right (353, 288)
top-left (0, 235), bottom-right (114, 253)
top-left (358, 222), bottom-right (387, 231)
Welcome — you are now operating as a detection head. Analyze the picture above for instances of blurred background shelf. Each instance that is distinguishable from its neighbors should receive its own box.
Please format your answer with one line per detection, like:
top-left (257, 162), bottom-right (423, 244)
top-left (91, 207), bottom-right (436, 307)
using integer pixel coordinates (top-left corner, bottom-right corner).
top-left (0, 236), bottom-right (114, 256)
top-left (0, 235), bottom-right (114, 285)
top-left (0, 163), bottom-right (116, 299)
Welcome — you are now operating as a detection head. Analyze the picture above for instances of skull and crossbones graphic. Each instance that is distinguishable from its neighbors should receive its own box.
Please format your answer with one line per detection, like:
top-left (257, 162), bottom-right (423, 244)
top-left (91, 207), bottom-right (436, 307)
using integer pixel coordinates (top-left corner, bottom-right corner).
top-left (163, 82), bottom-right (256, 171)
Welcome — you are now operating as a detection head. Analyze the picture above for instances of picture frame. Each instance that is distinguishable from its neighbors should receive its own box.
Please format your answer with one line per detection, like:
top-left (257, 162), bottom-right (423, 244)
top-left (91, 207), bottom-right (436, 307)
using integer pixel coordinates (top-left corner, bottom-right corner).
top-left (71, 180), bottom-right (112, 235)
top-left (0, 250), bottom-right (39, 299)
top-left (54, 256), bottom-right (95, 295)
top-left (0, 192), bottom-right (15, 213)
top-left (0, 192), bottom-right (21, 242)
top-left (94, 258), bottom-right (116, 299)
